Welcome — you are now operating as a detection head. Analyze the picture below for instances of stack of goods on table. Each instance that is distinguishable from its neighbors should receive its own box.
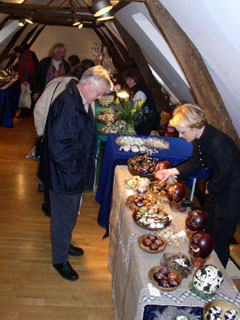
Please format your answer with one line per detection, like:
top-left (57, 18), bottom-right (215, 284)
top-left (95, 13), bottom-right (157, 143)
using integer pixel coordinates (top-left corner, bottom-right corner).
top-left (122, 153), bottom-right (239, 317)
top-left (0, 68), bottom-right (18, 85)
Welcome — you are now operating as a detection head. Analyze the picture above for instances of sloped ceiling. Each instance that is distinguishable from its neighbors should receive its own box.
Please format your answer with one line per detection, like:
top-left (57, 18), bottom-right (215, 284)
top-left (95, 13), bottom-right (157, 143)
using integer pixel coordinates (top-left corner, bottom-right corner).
top-left (0, 0), bottom-right (239, 137)
top-left (114, 0), bottom-right (240, 137)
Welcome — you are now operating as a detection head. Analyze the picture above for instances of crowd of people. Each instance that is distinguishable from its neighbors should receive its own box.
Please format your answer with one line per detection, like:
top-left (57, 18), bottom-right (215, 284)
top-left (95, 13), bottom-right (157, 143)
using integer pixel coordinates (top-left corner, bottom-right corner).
top-left (13, 42), bottom-right (240, 280)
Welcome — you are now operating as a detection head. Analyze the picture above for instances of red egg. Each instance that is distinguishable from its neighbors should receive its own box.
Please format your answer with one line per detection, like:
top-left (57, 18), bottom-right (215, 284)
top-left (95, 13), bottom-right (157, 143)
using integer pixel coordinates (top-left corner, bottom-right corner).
top-left (167, 183), bottom-right (185, 202)
top-left (186, 210), bottom-right (209, 231)
top-left (189, 231), bottom-right (213, 259)
top-left (150, 243), bottom-right (159, 250)
top-left (147, 234), bottom-right (157, 242)
top-left (157, 160), bottom-right (171, 170)
top-left (154, 238), bottom-right (164, 247)
top-left (142, 239), bottom-right (152, 247)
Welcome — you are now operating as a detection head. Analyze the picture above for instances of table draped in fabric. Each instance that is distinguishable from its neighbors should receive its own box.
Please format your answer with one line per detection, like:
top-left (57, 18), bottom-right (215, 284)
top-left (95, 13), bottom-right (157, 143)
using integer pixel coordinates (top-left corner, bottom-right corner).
top-left (109, 166), bottom-right (240, 320)
top-left (0, 78), bottom-right (21, 128)
top-left (96, 134), bottom-right (209, 233)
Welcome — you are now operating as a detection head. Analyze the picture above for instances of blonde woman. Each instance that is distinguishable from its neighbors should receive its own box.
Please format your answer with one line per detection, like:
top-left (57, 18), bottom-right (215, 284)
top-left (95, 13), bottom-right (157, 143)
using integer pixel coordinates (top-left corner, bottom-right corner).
top-left (155, 104), bottom-right (240, 267)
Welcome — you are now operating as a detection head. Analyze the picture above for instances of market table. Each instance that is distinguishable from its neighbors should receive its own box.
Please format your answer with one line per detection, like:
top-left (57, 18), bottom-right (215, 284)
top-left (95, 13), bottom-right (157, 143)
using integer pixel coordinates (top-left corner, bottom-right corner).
top-left (109, 166), bottom-right (240, 320)
top-left (96, 134), bottom-right (209, 234)
top-left (0, 78), bottom-right (21, 128)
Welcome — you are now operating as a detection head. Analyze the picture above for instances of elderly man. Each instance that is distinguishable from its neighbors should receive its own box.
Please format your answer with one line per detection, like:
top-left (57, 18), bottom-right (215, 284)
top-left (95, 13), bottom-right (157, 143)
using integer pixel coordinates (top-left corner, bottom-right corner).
top-left (31, 43), bottom-right (70, 102)
top-left (39, 66), bottom-right (112, 281)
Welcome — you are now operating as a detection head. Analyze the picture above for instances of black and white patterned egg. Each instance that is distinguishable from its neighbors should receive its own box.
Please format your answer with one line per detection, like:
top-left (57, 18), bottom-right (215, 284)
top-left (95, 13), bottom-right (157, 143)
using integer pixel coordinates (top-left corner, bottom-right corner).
top-left (193, 265), bottom-right (224, 294)
top-left (209, 306), bottom-right (222, 315)
top-left (224, 309), bottom-right (238, 320)
top-left (206, 313), bottom-right (221, 320)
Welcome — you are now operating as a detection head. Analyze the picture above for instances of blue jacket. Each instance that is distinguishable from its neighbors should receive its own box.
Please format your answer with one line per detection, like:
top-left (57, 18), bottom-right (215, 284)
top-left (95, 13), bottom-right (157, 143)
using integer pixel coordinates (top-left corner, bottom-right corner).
top-left (40, 79), bottom-right (95, 194)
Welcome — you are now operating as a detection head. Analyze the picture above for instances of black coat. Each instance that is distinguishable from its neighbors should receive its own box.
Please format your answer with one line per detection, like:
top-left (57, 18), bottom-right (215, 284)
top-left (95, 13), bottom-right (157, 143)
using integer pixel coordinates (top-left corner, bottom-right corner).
top-left (40, 79), bottom-right (95, 194)
top-left (131, 82), bottom-right (160, 135)
top-left (177, 124), bottom-right (240, 198)
top-left (31, 57), bottom-right (70, 96)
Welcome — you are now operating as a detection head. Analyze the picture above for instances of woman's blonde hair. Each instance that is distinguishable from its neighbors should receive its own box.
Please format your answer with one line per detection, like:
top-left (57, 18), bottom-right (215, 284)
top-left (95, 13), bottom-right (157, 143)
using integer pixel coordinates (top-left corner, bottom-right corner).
top-left (169, 104), bottom-right (207, 129)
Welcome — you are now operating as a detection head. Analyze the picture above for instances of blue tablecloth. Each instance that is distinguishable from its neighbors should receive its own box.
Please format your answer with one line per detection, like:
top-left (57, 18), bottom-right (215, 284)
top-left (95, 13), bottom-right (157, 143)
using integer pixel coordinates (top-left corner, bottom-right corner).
top-left (0, 79), bottom-right (21, 128)
top-left (96, 134), bottom-right (209, 233)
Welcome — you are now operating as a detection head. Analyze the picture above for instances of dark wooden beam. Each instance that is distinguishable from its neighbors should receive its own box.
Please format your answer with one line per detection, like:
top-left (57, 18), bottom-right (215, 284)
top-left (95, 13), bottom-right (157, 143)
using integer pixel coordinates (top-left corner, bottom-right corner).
top-left (5, 24), bottom-right (39, 69)
top-left (106, 26), bottom-right (130, 62)
top-left (145, 0), bottom-right (239, 146)
top-left (7, 14), bottom-right (98, 28)
top-left (114, 19), bottom-right (169, 113)
top-left (0, 17), bottom-right (9, 32)
top-left (0, 24), bottom-right (28, 66)
top-left (94, 28), bottom-right (124, 73)
top-left (28, 25), bottom-right (46, 48)
top-left (20, 25), bottom-right (39, 46)
top-left (0, 3), bottom-right (91, 15)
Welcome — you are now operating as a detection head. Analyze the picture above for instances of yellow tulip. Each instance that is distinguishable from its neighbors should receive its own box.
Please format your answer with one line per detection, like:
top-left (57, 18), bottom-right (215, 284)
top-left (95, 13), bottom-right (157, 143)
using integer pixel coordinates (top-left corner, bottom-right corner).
top-left (115, 97), bottom-right (120, 105)
top-left (137, 99), bottom-right (144, 107)
top-left (124, 96), bottom-right (129, 103)
top-left (131, 108), bottom-right (137, 114)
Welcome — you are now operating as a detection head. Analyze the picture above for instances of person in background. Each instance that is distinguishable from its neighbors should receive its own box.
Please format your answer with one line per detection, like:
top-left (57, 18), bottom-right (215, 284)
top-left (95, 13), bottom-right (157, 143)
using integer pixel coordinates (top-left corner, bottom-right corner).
top-left (14, 45), bottom-right (36, 118)
top-left (31, 43), bottom-right (70, 102)
top-left (154, 104), bottom-right (240, 268)
top-left (68, 55), bottom-right (81, 71)
top-left (39, 66), bottom-right (112, 281)
top-left (34, 65), bottom-right (88, 214)
top-left (122, 67), bottom-right (160, 135)
top-left (81, 59), bottom-right (95, 69)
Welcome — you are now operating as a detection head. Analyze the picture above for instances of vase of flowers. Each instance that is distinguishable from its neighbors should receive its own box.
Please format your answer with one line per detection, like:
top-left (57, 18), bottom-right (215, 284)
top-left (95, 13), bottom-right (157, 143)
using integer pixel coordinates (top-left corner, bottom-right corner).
top-left (113, 96), bottom-right (152, 135)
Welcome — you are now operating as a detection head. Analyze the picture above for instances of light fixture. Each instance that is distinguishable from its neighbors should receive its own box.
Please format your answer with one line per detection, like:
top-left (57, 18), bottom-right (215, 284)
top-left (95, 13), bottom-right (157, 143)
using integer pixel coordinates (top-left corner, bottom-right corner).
top-left (25, 17), bottom-right (33, 24)
top-left (91, 0), bottom-right (113, 17)
top-left (78, 23), bottom-right (83, 29)
top-left (117, 91), bottom-right (129, 99)
top-left (97, 11), bottom-right (114, 21)
top-left (72, 15), bottom-right (81, 26)
top-left (18, 20), bottom-right (25, 27)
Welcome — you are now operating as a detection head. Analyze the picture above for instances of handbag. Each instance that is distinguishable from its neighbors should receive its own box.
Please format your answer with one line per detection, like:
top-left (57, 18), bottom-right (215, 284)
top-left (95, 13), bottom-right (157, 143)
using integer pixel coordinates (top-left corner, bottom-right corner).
top-left (19, 83), bottom-right (32, 109)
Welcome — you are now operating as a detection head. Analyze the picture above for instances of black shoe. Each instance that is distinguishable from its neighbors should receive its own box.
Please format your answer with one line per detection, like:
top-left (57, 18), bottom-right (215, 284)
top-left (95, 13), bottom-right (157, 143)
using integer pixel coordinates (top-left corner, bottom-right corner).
top-left (69, 244), bottom-right (84, 256)
top-left (41, 203), bottom-right (51, 217)
top-left (53, 261), bottom-right (79, 281)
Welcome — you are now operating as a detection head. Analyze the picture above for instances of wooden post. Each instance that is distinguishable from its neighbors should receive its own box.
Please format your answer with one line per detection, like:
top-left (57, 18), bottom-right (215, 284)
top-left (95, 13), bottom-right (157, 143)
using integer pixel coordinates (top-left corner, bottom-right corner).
top-left (145, 0), bottom-right (240, 146)
top-left (94, 28), bottom-right (124, 73)
top-left (114, 19), bottom-right (169, 113)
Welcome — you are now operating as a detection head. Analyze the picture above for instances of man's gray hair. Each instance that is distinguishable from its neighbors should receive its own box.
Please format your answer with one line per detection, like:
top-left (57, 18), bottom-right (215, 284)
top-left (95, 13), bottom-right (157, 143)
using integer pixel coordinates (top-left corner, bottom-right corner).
top-left (80, 65), bottom-right (113, 91)
top-left (49, 43), bottom-right (66, 57)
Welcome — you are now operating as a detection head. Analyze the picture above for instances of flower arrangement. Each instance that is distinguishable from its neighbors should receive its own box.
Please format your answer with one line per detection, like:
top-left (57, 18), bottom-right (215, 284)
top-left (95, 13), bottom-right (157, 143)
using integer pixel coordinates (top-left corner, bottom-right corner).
top-left (113, 96), bottom-right (152, 134)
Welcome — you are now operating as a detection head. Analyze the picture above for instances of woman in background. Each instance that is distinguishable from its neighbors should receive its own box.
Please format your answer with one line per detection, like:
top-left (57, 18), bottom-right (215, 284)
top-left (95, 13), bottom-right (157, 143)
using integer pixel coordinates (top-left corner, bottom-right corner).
top-left (155, 104), bottom-right (240, 267)
top-left (122, 68), bottom-right (160, 135)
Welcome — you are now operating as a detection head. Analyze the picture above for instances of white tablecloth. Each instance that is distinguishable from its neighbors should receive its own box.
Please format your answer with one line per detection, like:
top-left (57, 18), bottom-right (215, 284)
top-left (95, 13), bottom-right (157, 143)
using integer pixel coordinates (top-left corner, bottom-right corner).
top-left (109, 166), bottom-right (240, 320)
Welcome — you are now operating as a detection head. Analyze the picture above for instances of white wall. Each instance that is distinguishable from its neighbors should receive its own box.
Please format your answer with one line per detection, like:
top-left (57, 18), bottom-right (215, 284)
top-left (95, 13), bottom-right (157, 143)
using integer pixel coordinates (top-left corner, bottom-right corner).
top-left (31, 25), bottom-right (101, 63)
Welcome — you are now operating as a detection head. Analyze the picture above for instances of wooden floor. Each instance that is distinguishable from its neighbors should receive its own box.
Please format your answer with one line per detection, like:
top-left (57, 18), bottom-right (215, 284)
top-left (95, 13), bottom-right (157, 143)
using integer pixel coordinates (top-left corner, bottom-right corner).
top-left (0, 115), bottom-right (114, 319)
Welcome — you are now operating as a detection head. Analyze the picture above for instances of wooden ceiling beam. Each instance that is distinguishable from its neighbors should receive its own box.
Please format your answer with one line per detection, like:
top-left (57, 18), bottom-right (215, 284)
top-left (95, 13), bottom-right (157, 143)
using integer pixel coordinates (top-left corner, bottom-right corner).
top-left (145, 0), bottom-right (240, 146)
top-left (0, 2), bottom-right (105, 27)
top-left (95, 28), bottom-right (124, 73)
top-left (0, 24), bottom-right (28, 66)
top-left (114, 19), bottom-right (169, 113)
top-left (0, 3), bottom-right (91, 15)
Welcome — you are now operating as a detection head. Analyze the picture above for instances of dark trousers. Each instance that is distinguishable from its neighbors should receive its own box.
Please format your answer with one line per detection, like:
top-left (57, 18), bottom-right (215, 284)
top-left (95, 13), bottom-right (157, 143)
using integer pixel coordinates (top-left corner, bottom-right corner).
top-left (49, 190), bottom-right (82, 264)
top-left (204, 190), bottom-right (240, 268)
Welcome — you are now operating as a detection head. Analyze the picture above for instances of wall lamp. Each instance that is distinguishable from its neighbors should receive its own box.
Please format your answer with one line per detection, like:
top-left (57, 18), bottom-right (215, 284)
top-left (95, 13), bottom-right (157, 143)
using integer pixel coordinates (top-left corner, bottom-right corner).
top-left (72, 19), bottom-right (81, 26)
top-left (18, 19), bottom-right (25, 27)
top-left (91, 0), bottom-right (113, 17)
top-left (97, 11), bottom-right (114, 21)
top-left (25, 17), bottom-right (33, 24)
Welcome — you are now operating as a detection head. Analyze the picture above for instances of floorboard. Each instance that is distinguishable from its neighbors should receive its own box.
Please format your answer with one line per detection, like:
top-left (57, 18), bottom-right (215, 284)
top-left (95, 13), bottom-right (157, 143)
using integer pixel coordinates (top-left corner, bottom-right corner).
top-left (0, 115), bottom-right (114, 320)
